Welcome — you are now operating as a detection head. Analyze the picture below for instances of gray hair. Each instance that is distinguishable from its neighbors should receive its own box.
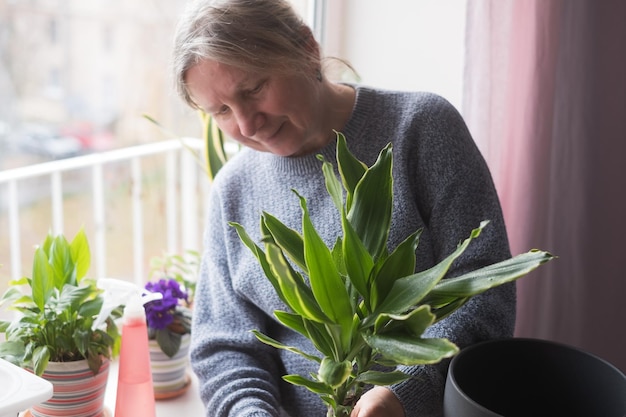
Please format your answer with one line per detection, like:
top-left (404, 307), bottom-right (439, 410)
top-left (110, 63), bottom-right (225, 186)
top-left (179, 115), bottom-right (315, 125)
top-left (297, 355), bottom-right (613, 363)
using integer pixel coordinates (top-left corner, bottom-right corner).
top-left (172, 0), bottom-right (320, 108)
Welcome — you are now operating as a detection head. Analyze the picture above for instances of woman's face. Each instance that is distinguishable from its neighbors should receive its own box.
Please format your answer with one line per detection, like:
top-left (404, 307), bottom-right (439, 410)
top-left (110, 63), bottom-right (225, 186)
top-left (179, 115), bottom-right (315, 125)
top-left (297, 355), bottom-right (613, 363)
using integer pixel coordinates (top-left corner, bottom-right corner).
top-left (185, 59), bottom-right (325, 157)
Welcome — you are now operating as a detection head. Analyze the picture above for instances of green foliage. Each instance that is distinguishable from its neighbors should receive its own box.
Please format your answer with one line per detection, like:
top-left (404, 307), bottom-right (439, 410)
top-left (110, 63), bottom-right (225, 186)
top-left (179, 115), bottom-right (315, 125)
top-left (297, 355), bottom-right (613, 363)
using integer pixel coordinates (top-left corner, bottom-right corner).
top-left (0, 228), bottom-right (123, 376)
top-left (230, 132), bottom-right (555, 416)
top-left (200, 111), bottom-right (229, 182)
top-left (149, 249), bottom-right (200, 305)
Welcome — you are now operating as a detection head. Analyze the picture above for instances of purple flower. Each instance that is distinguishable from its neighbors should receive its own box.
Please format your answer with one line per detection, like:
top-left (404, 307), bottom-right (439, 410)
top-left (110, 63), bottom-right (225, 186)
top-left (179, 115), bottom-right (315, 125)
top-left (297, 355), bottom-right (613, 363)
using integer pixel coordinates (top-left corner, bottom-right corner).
top-left (143, 278), bottom-right (188, 330)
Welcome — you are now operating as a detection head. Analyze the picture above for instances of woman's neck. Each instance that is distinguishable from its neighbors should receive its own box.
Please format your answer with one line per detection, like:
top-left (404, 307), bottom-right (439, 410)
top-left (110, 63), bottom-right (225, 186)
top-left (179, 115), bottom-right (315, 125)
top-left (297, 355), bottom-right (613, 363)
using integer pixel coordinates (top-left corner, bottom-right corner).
top-left (315, 82), bottom-right (356, 149)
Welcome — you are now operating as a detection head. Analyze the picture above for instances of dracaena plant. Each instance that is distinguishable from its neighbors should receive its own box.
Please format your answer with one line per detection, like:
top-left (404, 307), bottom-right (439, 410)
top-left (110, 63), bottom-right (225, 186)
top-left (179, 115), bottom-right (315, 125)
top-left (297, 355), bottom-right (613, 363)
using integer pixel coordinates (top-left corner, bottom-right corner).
top-left (0, 228), bottom-right (123, 376)
top-left (230, 132), bottom-right (555, 417)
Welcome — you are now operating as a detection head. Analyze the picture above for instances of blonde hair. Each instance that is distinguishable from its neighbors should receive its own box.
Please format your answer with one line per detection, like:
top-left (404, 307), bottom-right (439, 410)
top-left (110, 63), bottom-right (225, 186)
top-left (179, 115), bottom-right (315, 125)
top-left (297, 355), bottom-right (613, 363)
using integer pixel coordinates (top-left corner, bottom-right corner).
top-left (172, 0), bottom-right (320, 108)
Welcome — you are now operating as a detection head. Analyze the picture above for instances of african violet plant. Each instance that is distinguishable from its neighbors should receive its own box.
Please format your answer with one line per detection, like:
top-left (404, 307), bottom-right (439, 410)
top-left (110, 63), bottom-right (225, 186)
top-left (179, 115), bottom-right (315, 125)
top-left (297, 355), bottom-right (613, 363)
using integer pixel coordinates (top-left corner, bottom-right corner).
top-left (230, 132), bottom-right (555, 417)
top-left (143, 277), bottom-right (192, 358)
top-left (145, 250), bottom-right (197, 357)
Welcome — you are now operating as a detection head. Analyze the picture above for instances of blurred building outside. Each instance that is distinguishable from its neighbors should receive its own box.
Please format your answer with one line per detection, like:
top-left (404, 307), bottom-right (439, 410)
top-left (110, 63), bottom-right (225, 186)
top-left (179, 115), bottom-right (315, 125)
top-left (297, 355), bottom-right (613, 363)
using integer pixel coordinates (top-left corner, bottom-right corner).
top-left (0, 0), bottom-right (316, 299)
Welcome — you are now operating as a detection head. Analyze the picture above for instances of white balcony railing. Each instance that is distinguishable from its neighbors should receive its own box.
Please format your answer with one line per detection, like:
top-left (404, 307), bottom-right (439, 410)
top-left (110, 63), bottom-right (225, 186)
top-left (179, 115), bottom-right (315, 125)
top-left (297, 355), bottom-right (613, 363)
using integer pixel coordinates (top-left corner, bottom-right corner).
top-left (0, 138), bottom-right (210, 287)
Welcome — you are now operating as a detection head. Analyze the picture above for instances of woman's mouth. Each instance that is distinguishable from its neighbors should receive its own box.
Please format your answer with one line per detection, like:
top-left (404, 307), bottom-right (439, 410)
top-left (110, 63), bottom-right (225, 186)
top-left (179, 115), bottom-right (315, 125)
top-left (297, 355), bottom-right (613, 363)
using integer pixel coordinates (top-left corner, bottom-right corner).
top-left (258, 123), bottom-right (285, 144)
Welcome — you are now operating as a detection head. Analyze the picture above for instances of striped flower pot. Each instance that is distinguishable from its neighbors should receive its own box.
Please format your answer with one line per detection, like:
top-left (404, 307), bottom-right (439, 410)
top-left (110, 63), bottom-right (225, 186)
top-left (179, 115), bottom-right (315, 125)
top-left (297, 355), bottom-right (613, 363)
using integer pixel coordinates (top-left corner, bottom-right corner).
top-left (30, 359), bottom-right (110, 417)
top-left (148, 333), bottom-right (191, 399)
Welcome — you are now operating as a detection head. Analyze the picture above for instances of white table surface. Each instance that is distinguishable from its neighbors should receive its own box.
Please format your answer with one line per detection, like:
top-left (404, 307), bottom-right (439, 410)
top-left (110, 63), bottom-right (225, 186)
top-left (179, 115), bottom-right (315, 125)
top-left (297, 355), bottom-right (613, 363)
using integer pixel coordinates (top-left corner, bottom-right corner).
top-left (105, 359), bottom-right (205, 417)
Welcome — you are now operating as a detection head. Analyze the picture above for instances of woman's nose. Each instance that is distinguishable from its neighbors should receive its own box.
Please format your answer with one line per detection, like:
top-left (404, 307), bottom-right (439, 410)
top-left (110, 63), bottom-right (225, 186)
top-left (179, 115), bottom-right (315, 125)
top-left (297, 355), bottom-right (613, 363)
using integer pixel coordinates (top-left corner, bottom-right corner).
top-left (235, 107), bottom-right (265, 138)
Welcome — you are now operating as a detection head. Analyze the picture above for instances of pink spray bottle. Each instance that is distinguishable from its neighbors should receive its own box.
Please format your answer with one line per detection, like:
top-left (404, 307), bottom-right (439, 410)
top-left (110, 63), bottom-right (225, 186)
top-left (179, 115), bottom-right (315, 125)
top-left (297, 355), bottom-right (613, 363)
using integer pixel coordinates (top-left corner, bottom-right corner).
top-left (98, 279), bottom-right (162, 417)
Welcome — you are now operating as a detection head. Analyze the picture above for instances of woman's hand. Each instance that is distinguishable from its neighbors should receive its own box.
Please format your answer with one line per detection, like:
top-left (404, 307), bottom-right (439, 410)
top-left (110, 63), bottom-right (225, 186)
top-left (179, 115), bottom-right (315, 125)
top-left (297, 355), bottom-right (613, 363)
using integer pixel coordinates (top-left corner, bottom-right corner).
top-left (351, 386), bottom-right (405, 417)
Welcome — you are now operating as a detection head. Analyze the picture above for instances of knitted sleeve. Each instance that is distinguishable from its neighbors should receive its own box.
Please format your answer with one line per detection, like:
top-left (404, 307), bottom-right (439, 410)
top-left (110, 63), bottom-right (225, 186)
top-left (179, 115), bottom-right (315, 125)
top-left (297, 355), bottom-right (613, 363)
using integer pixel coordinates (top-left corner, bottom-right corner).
top-left (189, 174), bottom-right (283, 417)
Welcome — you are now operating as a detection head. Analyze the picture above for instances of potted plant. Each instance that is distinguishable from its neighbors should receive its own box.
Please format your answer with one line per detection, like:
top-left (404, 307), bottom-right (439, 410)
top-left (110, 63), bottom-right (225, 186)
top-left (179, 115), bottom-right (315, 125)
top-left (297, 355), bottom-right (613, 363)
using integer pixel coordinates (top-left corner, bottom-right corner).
top-left (0, 228), bottom-right (123, 417)
top-left (230, 132), bottom-right (555, 417)
top-left (144, 252), bottom-right (195, 398)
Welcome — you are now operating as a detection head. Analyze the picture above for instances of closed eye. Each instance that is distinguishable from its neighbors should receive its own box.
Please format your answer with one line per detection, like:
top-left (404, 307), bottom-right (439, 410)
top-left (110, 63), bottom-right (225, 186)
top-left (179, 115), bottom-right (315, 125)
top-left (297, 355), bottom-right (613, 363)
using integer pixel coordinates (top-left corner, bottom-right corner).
top-left (213, 105), bottom-right (230, 116)
top-left (246, 80), bottom-right (266, 96)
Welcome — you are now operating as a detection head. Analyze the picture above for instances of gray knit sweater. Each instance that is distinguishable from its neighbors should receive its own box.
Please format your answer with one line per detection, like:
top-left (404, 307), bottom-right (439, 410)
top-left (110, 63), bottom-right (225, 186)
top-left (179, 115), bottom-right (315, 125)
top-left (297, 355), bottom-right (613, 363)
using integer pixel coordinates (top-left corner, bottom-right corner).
top-left (190, 86), bottom-right (515, 417)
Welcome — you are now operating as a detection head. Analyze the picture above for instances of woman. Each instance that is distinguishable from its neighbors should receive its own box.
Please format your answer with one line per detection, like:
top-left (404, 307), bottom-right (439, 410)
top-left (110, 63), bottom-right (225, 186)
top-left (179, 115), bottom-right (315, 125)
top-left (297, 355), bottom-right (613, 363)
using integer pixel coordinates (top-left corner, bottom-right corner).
top-left (173, 1), bottom-right (514, 416)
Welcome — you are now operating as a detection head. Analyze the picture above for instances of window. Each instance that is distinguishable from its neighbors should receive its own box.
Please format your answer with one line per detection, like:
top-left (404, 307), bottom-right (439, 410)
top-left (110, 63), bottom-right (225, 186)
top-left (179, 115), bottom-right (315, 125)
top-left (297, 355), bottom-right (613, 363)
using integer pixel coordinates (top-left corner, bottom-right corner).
top-left (48, 18), bottom-right (57, 44)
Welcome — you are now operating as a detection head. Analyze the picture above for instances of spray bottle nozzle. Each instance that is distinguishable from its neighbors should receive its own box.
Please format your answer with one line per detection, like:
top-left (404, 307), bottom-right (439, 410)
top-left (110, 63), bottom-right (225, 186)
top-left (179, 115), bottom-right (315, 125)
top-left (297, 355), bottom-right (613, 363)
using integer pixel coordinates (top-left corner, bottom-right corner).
top-left (96, 278), bottom-right (164, 326)
top-left (141, 290), bottom-right (163, 304)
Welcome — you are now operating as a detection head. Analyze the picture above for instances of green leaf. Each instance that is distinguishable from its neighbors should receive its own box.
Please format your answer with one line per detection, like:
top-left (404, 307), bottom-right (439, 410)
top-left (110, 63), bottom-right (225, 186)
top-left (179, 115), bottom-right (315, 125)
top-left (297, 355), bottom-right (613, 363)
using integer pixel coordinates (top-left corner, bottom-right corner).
top-left (356, 370), bottom-right (412, 385)
top-left (273, 312), bottom-right (335, 359)
top-left (229, 222), bottom-right (290, 307)
top-left (335, 132), bottom-right (367, 209)
top-left (341, 212), bottom-right (374, 303)
top-left (252, 330), bottom-right (321, 363)
top-left (373, 221), bottom-right (489, 316)
top-left (50, 234), bottom-right (77, 288)
top-left (262, 213), bottom-right (307, 273)
top-left (204, 111), bottom-right (228, 181)
top-left (106, 316), bottom-right (122, 357)
top-left (78, 296), bottom-right (104, 319)
top-left (331, 237), bottom-right (346, 276)
top-left (156, 329), bottom-right (182, 358)
top-left (274, 310), bottom-right (307, 336)
top-left (31, 247), bottom-right (55, 312)
top-left (32, 345), bottom-right (51, 377)
top-left (265, 241), bottom-right (329, 323)
top-left (364, 333), bottom-right (459, 366)
top-left (318, 154), bottom-right (344, 213)
top-left (303, 320), bottom-right (338, 359)
top-left (298, 192), bottom-right (353, 329)
top-left (346, 143), bottom-right (393, 260)
top-left (370, 229), bottom-right (422, 309)
top-left (324, 322), bottom-right (352, 361)
top-left (58, 284), bottom-right (93, 313)
top-left (8, 276), bottom-right (29, 286)
top-left (70, 228), bottom-right (91, 282)
top-left (373, 304), bottom-right (435, 336)
top-left (425, 250), bottom-right (556, 302)
top-left (41, 233), bottom-right (53, 258)
top-left (0, 287), bottom-right (25, 309)
top-left (0, 340), bottom-right (25, 359)
top-left (73, 327), bottom-right (90, 357)
top-left (283, 374), bottom-right (335, 395)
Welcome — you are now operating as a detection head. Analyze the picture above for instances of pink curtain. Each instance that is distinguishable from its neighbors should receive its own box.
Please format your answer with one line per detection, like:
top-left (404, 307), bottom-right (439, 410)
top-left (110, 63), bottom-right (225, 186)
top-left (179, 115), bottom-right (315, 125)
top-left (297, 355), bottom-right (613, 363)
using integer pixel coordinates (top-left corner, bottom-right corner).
top-left (463, 0), bottom-right (626, 372)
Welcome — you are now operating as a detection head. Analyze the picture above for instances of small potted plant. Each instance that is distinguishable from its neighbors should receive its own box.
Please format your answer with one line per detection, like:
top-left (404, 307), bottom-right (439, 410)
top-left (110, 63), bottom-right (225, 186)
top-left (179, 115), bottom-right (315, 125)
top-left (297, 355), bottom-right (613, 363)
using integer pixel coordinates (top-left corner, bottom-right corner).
top-left (230, 132), bottom-right (555, 417)
top-left (144, 252), bottom-right (196, 398)
top-left (0, 228), bottom-right (123, 417)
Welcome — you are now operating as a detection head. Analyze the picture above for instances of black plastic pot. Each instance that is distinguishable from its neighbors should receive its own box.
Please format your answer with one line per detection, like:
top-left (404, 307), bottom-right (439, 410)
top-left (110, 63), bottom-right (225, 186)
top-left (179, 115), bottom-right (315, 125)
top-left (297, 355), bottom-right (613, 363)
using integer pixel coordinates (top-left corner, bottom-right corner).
top-left (443, 338), bottom-right (626, 417)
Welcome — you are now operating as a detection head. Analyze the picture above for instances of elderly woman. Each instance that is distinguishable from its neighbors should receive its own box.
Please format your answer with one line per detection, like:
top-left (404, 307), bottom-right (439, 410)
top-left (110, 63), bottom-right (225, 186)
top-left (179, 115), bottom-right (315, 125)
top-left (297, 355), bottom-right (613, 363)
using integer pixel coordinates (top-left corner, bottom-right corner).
top-left (172, 1), bottom-right (514, 416)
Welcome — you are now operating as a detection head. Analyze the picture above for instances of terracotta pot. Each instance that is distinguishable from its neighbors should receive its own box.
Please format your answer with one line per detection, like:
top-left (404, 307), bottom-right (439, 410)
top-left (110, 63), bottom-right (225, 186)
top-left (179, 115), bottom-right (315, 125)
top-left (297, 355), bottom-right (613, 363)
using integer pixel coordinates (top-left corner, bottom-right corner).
top-left (148, 333), bottom-right (191, 399)
top-left (30, 358), bottom-right (110, 417)
top-left (443, 338), bottom-right (626, 417)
